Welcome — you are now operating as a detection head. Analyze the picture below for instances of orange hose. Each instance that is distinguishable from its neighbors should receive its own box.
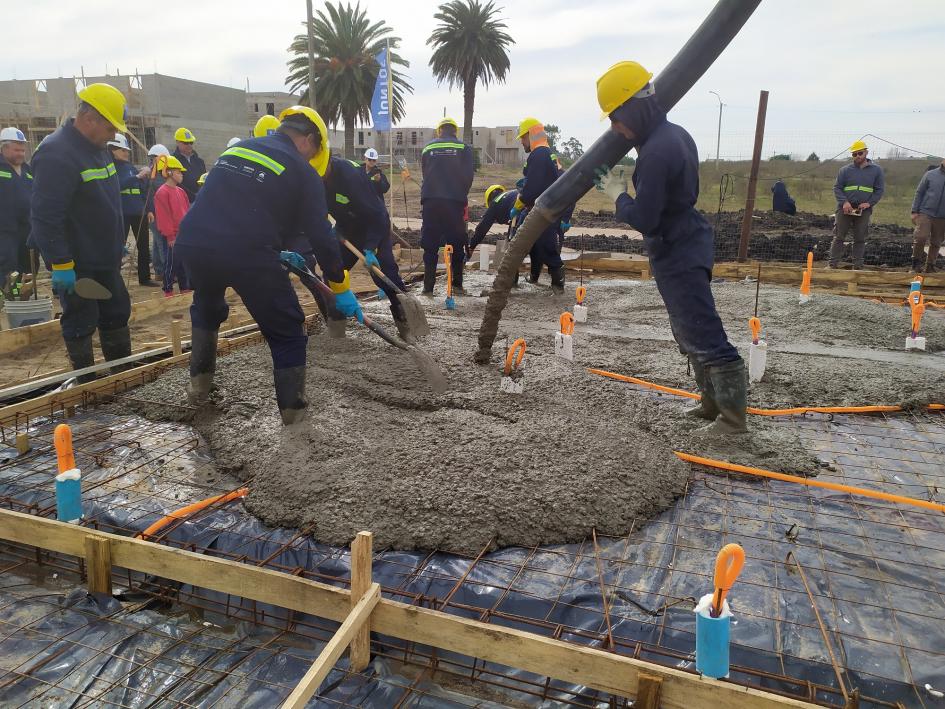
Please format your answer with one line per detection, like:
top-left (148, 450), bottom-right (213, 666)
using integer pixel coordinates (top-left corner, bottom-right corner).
top-left (587, 368), bottom-right (945, 415)
top-left (137, 488), bottom-right (249, 540)
top-left (674, 451), bottom-right (945, 514)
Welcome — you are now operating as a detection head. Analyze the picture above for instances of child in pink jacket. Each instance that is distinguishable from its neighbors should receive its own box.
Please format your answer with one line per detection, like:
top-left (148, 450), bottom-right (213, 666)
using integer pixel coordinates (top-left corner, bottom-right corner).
top-left (153, 157), bottom-right (191, 296)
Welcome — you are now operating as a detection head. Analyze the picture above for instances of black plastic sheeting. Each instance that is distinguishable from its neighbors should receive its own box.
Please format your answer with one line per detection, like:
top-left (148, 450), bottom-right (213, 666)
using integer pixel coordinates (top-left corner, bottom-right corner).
top-left (1, 409), bottom-right (944, 708)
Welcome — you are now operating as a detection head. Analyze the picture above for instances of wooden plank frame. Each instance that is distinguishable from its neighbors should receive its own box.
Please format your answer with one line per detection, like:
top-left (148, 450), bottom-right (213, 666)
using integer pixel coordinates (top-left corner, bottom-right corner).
top-left (0, 508), bottom-right (817, 709)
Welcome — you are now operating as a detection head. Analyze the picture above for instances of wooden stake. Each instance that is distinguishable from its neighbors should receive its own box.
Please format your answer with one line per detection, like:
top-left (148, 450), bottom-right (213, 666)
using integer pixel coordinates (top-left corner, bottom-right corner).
top-left (349, 531), bottom-right (373, 672)
top-left (281, 583), bottom-right (380, 708)
top-left (636, 673), bottom-right (664, 709)
top-left (170, 316), bottom-right (183, 357)
top-left (737, 90), bottom-right (769, 262)
top-left (84, 536), bottom-right (111, 595)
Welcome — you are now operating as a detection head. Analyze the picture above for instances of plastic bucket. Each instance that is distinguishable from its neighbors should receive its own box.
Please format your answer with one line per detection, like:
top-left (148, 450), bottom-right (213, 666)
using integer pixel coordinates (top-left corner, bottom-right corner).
top-left (4, 297), bottom-right (53, 328)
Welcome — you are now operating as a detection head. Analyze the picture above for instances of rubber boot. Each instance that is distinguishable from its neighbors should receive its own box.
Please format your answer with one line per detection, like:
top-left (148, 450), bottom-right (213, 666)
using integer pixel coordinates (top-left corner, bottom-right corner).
top-left (422, 268), bottom-right (436, 297)
top-left (912, 259), bottom-right (924, 273)
top-left (274, 365), bottom-right (308, 425)
top-left (187, 327), bottom-right (218, 404)
top-left (528, 261), bottom-right (542, 284)
top-left (64, 334), bottom-right (96, 383)
top-left (697, 359), bottom-right (748, 435)
top-left (326, 318), bottom-right (347, 339)
top-left (391, 303), bottom-right (416, 344)
top-left (685, 356), bottom-right (720, 421)
top-left (549, 266), bottom-right (566, 295)
top-left (451, 252), bottom-right (466, 295)
top-left (99, 326), bottom-right (132, 373)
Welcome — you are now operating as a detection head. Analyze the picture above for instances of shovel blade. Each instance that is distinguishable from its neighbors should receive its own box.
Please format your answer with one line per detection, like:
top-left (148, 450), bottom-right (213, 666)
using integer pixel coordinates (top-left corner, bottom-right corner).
top-left (75, 278), bottom-right (112, 300)
top-left (407, 344), bottom-right (449, 394)
top-left (396, 293), bottom-right (431, 337)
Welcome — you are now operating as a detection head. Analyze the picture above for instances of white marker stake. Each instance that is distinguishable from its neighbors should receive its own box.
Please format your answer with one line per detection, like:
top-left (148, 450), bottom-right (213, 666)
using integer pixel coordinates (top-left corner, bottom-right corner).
top-left (556, 312), bottom-right (575, 362)
top-left (500, 338), bottom-right (526, 394)
top-left (479, 247), bottom-right (490, 272)
top-left (747, 317), bottom-right (767, 383)
top-left (906, 281), bottom-right (927, 351)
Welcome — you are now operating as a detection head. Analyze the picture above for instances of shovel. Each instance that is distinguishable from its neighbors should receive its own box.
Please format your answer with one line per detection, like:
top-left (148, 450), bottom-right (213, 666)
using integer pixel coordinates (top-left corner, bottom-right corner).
top-left (338, 237), bottom-right (430, 337)
top-left (444, 245), bottom-right (456, 310)
top-left (75, 278), bottom-right (112, 300)
top-left (284, 261), bottom-right (449, 394)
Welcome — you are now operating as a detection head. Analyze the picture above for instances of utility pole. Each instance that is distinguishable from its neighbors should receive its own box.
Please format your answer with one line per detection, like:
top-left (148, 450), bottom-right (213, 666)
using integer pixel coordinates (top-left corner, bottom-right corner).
top-left (709, 91), bottom-right (723, 168)
top-left (737, 90), bottom-right (769, 262)
top-left (305, 0), bottom-right (317, 109)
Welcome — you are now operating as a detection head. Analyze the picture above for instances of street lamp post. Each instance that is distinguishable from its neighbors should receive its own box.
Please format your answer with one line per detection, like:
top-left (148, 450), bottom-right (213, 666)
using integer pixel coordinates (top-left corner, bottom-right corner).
top-left (709, 91), bottom-right (723, 168)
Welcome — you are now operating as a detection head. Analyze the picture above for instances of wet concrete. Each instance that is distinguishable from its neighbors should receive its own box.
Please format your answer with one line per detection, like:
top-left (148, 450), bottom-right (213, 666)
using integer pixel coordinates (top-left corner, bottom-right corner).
top-left (118, 274), bottom-right (943, 553)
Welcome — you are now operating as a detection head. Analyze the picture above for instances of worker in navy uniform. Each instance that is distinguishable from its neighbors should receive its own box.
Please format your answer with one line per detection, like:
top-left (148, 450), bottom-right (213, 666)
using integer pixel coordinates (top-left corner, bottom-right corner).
top-left (513, 118), bottom-right (566, 292)
top-left (0, 126), bottom-right (33, 299)
top-left (467, 184), bottom-right (518, 259)
top-left (362, 148), bottom-right (390, 200)
top-left (595, 61), bottom-right (745, 435)
top-left (322, 154), bottom-right (413, 340)
top-left (30, 83), bottom-right (133, 381)
top-left (174, 106), bottom-right (362, 425)
top-left (419, 117), bottom-right (474, 295)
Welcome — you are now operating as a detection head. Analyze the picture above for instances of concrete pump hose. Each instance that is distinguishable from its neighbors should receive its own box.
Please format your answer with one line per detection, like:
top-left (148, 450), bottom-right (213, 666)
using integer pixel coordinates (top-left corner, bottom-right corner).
top-left (474, 0), bottom-right (764, 363)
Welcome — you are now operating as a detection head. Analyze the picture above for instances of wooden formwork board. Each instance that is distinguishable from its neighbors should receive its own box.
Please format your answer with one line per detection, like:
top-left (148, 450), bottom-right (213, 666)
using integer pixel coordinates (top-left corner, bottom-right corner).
top-left (0, 509), bottom-right (816, 708)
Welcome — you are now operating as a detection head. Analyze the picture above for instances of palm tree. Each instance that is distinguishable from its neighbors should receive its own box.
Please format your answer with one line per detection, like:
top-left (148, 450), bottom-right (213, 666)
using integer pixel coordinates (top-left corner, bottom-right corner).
top-left (286, 2), bottom-right (412, 158)
top-left (427, 0), bottom-right (514, 144)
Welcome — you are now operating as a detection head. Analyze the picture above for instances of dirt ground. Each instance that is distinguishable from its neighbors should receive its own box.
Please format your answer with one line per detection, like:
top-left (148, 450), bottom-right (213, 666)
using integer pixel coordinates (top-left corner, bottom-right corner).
top-left (106, 270), bottom-right (945, 554)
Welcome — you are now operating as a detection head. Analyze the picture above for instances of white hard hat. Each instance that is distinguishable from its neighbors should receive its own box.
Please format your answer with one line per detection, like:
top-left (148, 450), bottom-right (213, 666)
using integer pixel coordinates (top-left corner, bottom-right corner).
top-left (0, 126), bottom-right (27, 143)
top-left (364, 148), bottom-right (379, 160)
top-left (147, 143), bottom-right (170, 157)
top-left (107, 133), bottom-right (131, 151)
top-left (227, 136), bottom-right (242, 148)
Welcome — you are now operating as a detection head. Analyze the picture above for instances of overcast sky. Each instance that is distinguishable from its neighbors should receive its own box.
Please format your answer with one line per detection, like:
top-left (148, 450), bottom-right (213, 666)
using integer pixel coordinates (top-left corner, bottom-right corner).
top-left (11, 0), bottom-right (945, 160)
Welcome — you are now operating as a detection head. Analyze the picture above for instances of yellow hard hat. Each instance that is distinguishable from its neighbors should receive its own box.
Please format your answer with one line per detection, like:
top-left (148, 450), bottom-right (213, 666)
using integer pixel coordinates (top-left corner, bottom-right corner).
top-left (278, 105), bottom-right (330, 176)
top-left (596, 61), bottom-right (654, 120)
top-left (436, 117), bottom-right (458, 131)
top-left (517, 118), bottom-right (542, 139)
top-left (197, 172), bottom-right (208, 185)
top-left (848, 140), bottom-right (868, 153)
top-left (174, 127), bottom-right (196, 143)
top-left (156, 155), bottom-right (186, 175)
top-left (254, 114), bottom-right (281, 138)
top-left (77, 83), bottom-right (128, 132)
top-left (484, 184), bottom-right (505, 206)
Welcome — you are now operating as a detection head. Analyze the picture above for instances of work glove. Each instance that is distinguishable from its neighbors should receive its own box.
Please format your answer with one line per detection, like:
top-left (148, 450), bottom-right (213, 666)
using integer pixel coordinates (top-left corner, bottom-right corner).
top-left (279, 250), bottom-right (306, 271)
top-left (51, 262), bottom-right (76, 295)
top-left (594, 166), bottom-right (628, 201)
top-left (377, 288), bottom-right (387, 301)
top-left (362, 249), bottom-right (380, 269)
top-left (515, 177), bottom-right (527, 190)
top-left (509, 197), bottom-right (526, 222)
top-left (333, 289), bottom-right (364, 323)
top-left (560, 221), bottom-right (572, 233)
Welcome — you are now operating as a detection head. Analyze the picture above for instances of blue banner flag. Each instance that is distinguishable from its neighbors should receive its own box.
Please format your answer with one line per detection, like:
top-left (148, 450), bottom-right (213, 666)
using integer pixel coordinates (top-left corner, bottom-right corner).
top-left (370, 48), bottom-right (391, 131)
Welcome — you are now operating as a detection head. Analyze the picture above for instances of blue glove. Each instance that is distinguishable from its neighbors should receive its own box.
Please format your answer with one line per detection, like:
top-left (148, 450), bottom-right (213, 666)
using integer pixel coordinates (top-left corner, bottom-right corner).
top-left (560, 221), bottom-right (572, 233)
top-left (333, 289), bottom-right (364, 323)
top-left (509, 206), bottom-right (521, 220)
top-left (363, 249), bottom-right (380, 269)
top-left (279, 250), bottom-right (306, 270)
top-left (51, 263), bottom-right (76, 295)
top-left (515, 177), bottom-right (527, 190)
top-left (377, 288), bottom-right (387, 301)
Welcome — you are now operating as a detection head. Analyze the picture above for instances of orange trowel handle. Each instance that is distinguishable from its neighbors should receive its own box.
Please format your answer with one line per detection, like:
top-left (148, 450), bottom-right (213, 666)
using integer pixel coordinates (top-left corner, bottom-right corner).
top-left (749, 317), bottom-right (761, 344)
top-left (504, 338), bottom-right (526, 375)
top-left (54, 424), bottom-right (75, 474)
top-left (559, 312), bottom-right (575, 335)
top-left (712, 543), bottom-right (745, 616)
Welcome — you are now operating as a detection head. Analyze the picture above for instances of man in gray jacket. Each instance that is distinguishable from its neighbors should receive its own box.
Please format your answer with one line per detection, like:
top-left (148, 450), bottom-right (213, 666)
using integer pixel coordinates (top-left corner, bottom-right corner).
top-left (829, 140), bottom-right (885, 269)
top-left (910, 159), bottom-right (945, 273)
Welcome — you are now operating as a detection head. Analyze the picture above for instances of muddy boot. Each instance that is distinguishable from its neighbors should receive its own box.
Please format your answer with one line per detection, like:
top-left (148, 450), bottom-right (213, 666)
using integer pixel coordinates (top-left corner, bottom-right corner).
top-left (549, 267), bottom-right (566, 295)
top-left (326, 318), bottom-right (347, 339)
top-left (187, 327), bottom-right (218, 404)
top-left (697, 359), bottom-right (748, 435)
top-left (64, 334), bottom-right (96, 383)
top-left (274, 365), bottom-right (308, 425)
top-left (912, 259), bottom-right (924, 273)
top-left (513, 270), bottom-right (521, 287)
top-left (528, 262), bottom-right (542, 284)
top-left (390, 302), bottom-right (417, 344)
top-left (422, 267), bottom-right (436, 297)
top-left (99, 326), bottom-right (132, 373)
top-left (451, 253), bottom-right (466, 295)
top-left (685, 357), bottom-right (719, 421)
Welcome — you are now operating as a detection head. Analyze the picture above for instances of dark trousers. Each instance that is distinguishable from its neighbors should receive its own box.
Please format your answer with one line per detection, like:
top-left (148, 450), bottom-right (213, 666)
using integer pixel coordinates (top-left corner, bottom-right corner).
top-left (529, 225), bottom-right (564, 274)
top-left (829, 209), bottom-right (871, 267)
top-left (0, 229), bottom-right (29, 283)
top-left (58, 267), bottom-right (131, 340)
top-left (163, 242), bottom-right (190, 293)
top-left (421, 199), bottom-right (467, 287)
top-left (124, 214), bottom-right (152, 283)
top-left (646, 221), bottom-right (740, 368)
top-left (177, 245), bottom-right (307, 370)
